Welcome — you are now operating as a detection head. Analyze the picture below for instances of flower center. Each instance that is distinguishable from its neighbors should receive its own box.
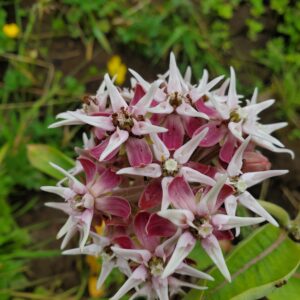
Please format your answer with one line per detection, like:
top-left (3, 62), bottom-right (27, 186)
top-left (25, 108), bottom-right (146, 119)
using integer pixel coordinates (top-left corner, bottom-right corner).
top-left (230, 107), bottom-right (247, 123)
top-left (190, 217), bottom-right (213, 239)
top-left (168, 92), bottom-right (186, 108)
top-left (148, 256), bottom-right (164, 277)
top-left (230, 176), bottom-right (247, 194)
top-left (162, 158), bottom-right (179, 176)
top-left (112, 107), bottom-right (144, 131)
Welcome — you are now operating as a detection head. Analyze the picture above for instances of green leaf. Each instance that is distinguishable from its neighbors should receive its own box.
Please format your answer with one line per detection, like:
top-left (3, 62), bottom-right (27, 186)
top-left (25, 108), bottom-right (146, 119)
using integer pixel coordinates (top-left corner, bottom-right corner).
top-left (27, 144), bottom-right (74, 180)
top-left (184, 224), bottom-right (300, 300)
top-left (268, 267), bottom-right (300, 299)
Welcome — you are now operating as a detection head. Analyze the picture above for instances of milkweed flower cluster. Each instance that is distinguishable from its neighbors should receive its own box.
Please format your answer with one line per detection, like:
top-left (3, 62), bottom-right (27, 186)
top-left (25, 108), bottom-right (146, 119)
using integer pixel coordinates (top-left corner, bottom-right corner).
top-left (42, 53), bottom-right (293, 300)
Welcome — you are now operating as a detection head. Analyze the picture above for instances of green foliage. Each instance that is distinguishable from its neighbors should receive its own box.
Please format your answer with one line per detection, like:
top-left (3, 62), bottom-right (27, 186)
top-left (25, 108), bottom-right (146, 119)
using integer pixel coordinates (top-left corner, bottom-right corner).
top-left (184, 225), bottom-right (300, 300)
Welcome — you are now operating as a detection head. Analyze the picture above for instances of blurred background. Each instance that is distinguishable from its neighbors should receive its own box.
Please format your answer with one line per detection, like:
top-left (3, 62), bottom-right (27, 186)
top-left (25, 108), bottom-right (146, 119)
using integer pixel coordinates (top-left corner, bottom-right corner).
top-left (0, 0), bottom-right (299, 299)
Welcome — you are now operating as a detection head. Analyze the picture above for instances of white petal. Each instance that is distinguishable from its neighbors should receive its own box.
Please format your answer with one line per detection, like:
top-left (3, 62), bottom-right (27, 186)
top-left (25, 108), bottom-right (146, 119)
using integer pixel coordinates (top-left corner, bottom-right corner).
top-left (41, 186), bottom-right (75, 199)
top-left (209, 94), bottom-right (230, 119)
top-left (174, 127), bottom-right (209, 164)
top-left (169, 277), bottom-right (208, 290)
top-left (150, 133), bottom-right (170, 162)
top-left (97, 258), bottom-right (115, 288)
top-left (176, 263), bottom-right (214, 281)
top-left (168, 52), bottom-right (182, 94)
top-left (224, 196), bottom-right (240, 237)
top-left (147, 102), bottom-right (174, 114)
top-left (201, 235), bottom-right (231, 282)
top-left (241, 170), bottom-right (288, 188)
top-left (244, 99), bottom-right (275, 115)
top-left (110, 265), bottom-right (148, 300)
top-left (62, 244), bottom-right (102, 256)
top-left (198, 175), bottom-right (227, 214)
top-left (227, 67), bottom-right (238, 110)
top-left (184, 66), bottom-right (192, 83)
top-left (260, 122), bottom-right (287, 134)
top-left (238, 192), bottom-right (278, 226)
top-left (152, 277), bottom-right (169, 300)
top-left (227, 136), bottom-right (251, 177)
top-left (158, 209), bottom-right (194, 227)
top-left (100, 128), bottom-right (129, 161)
top-left (176, 102), bottom-right (209, 119)
top-left (111, 247), bottom-right (151, 264)
top-left (134, 81), bottom-right (159, 114)
top-left (162, 231), bottom-right (196, 278)
top-left (117, 164), bottom-right (162, 178)
top-left (228, 121), bottom-right (244, 142)
top-left (161, 177), bottom-right (173, 210)
top-left (180, 166), bottom-right (216, 186)
top-left (212, 214), bottom-right (264, 230)
top-left (49, 162), bottom-right (86, 193)
top-left (132, 120), bottom-right (168, 135)
top-left (129, 68), bottom-right (150, 89)
top-left (104, 74), bottom-right (128, 112)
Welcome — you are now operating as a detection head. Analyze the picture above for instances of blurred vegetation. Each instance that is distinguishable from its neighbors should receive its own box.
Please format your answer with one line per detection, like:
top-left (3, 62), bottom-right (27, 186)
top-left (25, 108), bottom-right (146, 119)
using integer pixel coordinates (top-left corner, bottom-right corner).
top-left (0, 0), bottom-right (299, 298)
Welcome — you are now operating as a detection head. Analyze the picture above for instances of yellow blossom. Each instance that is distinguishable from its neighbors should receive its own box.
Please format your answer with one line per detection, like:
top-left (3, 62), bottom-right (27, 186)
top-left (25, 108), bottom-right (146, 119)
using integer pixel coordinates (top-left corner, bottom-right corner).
top-left (107, 55), bottom-right (127, 85)
top-left (86, 255), bottom-right (101, 274)
top-left (3, 23), bottom-right (20, 38)
top-left (88, 275), bottom-right (105, 298)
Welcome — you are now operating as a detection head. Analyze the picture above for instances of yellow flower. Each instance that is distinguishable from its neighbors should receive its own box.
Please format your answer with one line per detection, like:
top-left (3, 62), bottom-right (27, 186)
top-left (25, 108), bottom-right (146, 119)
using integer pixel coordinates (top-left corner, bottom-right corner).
top-left (3, 23), bottom-right (20, 38)
top-left (107, 55), bottom-right (127, 85)
top-left (86, 255), bottom-right (101, 274)
top-left (88, 275), bottom-right (105, 298)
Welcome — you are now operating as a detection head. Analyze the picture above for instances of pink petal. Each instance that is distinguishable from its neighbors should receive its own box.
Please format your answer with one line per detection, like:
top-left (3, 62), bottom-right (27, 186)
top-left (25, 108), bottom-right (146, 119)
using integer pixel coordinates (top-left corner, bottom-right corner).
top-left (100, 128), bottom-right (129, 161)
top-left (219, 133), bottom-right (237, 163)
top-left (126, 137), bottom-right (153, 167)
top-left (242, 151), bottom-right (271, 173)
top-left (168, 176), bottom-right (197, 212)
top-left (194, 99), bottom-right (218, 118)
top-left (95, 196), bottom-right (131, 218)
top-left (139, 179), bottom-right (162, 210)
top-left (134, 212), bottom-right (160, 251)
top-left (146, 213), bottom-right (177, 237)
top-left (113, 236), bottom-right (135, 249)
top-left (91, 168), bottom-right (121, 196)
top-left (182, 115), bottom-right (205, 137)
top-left (78, 157), bottom-right (96, 183)
top-left (196, 123), bottom-right (227, 147)
top-left (159, 115), bottom-right (185, 150)
top-left (130, 83), bottom-right (146, 106)
top-left (215, 184), bottom-right (234, 209)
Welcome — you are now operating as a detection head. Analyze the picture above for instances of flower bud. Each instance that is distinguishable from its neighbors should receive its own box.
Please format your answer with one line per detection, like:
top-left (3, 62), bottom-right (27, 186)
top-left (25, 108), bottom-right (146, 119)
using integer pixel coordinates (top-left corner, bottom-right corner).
top-left (242, 151), bottom-right (271, 172)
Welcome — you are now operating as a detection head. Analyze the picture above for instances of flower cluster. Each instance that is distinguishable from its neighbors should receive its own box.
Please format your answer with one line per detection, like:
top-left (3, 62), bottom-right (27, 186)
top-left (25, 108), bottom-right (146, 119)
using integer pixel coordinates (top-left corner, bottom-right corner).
top-left (42, 53), bottom-right (293, 300)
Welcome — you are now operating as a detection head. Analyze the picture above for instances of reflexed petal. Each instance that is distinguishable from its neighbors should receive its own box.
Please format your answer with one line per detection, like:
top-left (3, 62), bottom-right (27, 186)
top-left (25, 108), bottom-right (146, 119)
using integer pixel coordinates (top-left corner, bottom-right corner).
top-left (244, 99), bottom-right (275, 115)
top-left (130, 83), bottom-right (145, 106)
top-left (146, 213), bottom-right (177, 237)
top-left (150, 133), bottom-right (170, 162)
top-left (176, 102), bottom-right (209, 119)
top-left (180, 166), bottom-right (216, 186)
top-left (168, 176), bottom-right (197, 212)
top-left (126, 137), bottom-right (153, 167)
top-left (162, 231), bottom-right (196, 278)
top-left (241, 170), bottom-right (288, 188)
top-left (117, 164), bottom-right (162, 178)
top-left (95, 196), bottom-right (131, 218)
top-left (169, 277), bottom-right (208, 290)
top-left (201, 235), bottom-right (231, 282)
top-left (79, 209), bottom-right (93, 249)
top-left (45, 202), bottom-right (73, 215)
top-left (139, 179), bottom-right (162, 210)
top-left (158, 209), bottom-right (194, 227)
top-left (219, 133), bottom-right (237, 163)
top-left (104, 74), bottom-right (128, 112)
top-left (134, 212), bottom-right (159, 251)
top-left (78, 158), bottom-right (96, 183)
top-left (100, 128), bottom-right (129, 161)
top-left (160, 115), bottom-right (185, 150)
top-left (261, 122), bottom-right (287, 134)
top-left (174, 127), bottom-right (209, 164)
top-left (132, 119), bottom-right (168, 135)
top-left (62, 244), bottom-right (102, 256)
top-left (152, 277), bottom-right (168, 300)
top-left (238, 191), bottom-right (278, 226)
top-left (227, 136), bottom-right (251, 177)
top-left (110, 265), bottom-right (148, 300)
top-left (197, 123), bottom-right (226, 147)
